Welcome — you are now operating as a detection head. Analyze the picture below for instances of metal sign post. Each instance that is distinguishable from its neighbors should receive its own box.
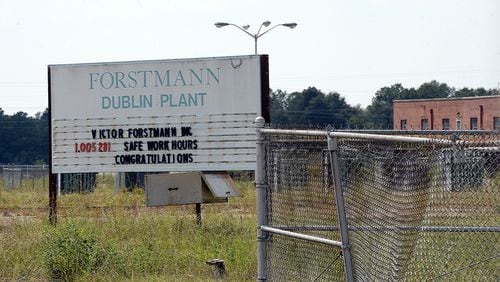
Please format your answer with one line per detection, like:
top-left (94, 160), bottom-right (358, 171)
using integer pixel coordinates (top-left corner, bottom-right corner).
top-left (48, 67), bottom-right (57, 225)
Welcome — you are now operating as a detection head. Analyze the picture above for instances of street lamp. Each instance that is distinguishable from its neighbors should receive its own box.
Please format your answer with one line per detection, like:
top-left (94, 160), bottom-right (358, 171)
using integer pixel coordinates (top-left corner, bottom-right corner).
top-left (214, 21), bottom-right (297, 54)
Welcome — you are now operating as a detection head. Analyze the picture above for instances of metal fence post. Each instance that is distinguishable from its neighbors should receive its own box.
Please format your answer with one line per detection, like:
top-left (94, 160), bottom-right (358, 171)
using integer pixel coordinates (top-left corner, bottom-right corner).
top-left (450, 132), bottom-right (460, 192)
top-left (19, 164), bottom-right (23, 189)
top-left (255, 117), bottom-right (268, 281)
top-left (327, 134), bottom-right (354, 282)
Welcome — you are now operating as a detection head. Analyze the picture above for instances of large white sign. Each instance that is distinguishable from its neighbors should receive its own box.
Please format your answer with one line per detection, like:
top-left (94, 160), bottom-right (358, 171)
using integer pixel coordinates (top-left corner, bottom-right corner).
top-left (49, 55), bottom-right (268, 173)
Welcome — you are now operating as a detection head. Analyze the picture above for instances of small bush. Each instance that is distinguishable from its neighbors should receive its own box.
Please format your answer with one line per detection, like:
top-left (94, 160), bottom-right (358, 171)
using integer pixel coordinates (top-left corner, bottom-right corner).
top-left (42, 221), bottom-right (124, 281)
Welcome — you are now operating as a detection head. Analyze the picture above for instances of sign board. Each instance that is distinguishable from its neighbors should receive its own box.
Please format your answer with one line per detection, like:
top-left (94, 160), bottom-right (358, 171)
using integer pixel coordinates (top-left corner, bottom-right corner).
top-left (49, 55), bottom-right (269, 173)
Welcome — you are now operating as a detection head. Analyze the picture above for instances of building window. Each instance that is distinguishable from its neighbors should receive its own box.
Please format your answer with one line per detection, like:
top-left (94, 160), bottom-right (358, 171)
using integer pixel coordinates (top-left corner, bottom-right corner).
top-left (494, 117), bottom-right (500, 130)
top-left (442, 118), bottom-right (450, 130)
top-left (470, 117), bottom-right (478, 130)
top-left (400, 119), bottom-right (407, 130)
top-left (456, 113), bottom-right (462, 130)
top-left (421, 119), bottom-right (429, 130)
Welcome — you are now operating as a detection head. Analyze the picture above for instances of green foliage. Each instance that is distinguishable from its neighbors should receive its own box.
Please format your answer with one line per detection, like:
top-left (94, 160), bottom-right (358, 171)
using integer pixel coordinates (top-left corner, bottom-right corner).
top-left (452, 87), bottom-right (498, 98)
top-left (415, 80), bottom-right (451, 99)
top-left (1, 181), bottom-right (258, 280)
top-left (271, 87), bottom-right (362, 127)
top-left (0, 108), bottom-right (48, 164)
top-left (0, 179), bottom-right (498, 280)
top-left (367, 83), bottom-right (409, 128)
top-left (269, 89), bottom-right (289, 124)
top-left (42, 221), bottom-right (125, 281)
top-left (347, 104), bottom-right (370, 129)
top-left (0, 220), bottom-right (46, 279)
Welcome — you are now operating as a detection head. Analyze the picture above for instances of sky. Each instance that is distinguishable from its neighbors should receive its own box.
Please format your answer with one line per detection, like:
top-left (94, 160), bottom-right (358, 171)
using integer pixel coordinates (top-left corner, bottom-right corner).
top-left (0, 0), bottom-right (498, 116)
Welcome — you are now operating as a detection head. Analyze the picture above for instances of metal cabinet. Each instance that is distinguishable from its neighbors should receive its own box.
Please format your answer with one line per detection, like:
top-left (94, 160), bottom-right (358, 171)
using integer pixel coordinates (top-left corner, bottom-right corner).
top-left (145, 172), bottom-right (241, 206)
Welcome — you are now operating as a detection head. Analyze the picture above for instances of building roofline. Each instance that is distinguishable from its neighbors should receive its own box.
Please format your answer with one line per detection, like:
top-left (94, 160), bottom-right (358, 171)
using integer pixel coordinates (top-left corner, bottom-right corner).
top-left (393, 95), bottom-right (500, 103)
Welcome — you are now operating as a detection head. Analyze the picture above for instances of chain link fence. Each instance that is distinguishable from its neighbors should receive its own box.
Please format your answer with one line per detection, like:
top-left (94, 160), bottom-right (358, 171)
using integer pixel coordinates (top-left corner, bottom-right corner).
top-left (263, 132), bottom-right (344, 281)
top-left (0, 165), bottom-right (97, 193)
top-left (0, 164), bottom-right (48, 189)
top-left (256, 125), bottom-right (499, 281)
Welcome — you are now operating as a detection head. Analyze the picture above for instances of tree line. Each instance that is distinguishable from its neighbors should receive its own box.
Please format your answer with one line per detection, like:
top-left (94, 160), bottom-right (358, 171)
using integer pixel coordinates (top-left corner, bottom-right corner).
top-left (270, 80), bottom-right (498, 128)
top-left (0, 81), bottom-right (498, 164)
top-left (0, 109), bottom-right (48, 164)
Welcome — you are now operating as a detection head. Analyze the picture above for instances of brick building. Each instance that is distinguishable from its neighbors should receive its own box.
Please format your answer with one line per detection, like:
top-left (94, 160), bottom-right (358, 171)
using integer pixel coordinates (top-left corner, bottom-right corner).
top-left (393, 95), bottom-right (500, 130)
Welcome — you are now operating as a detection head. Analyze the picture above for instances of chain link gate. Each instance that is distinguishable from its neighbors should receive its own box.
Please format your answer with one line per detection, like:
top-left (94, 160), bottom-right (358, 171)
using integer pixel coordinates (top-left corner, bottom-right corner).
top-left (255, 118), bottom-right (499, 281)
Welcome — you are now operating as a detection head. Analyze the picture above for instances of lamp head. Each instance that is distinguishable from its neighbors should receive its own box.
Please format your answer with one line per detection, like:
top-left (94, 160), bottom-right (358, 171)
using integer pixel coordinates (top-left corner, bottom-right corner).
top-left (242, 25), bottom-right (250, 30)
top-left (214, 22), bottom-right (229, 28)
top-left (282, 23), bottom-right (298, 29)
top-left (262, 21), bottom-right (271, 27)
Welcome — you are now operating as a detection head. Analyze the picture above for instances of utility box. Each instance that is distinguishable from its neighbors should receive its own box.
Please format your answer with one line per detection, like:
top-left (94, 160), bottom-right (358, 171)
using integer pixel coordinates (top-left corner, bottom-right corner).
top-left (145, 172), bottom-right (242, 206)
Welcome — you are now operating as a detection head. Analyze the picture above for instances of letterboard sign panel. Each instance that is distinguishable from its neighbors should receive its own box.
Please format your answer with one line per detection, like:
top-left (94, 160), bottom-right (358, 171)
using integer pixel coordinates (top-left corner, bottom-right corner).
top-left (49, 55), bottom-right (268, 173)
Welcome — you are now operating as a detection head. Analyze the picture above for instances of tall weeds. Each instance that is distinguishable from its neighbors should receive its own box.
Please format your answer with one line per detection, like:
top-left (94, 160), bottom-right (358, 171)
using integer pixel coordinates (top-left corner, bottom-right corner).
top-left (0, 178), bottom-right (257, 281)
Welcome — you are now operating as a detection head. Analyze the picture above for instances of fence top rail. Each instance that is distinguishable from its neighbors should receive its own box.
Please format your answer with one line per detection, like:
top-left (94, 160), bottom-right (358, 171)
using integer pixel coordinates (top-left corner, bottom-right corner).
top-left (0, 164), bottom-right (48, 169)
top-left (328, 131), bottom-right (451, 144)
top-left (257, 128), bottom-right (452, 144)
top-left (333, 129), bottom-right (499, 135)
top-left (258, 128), bottom-right (326, 137)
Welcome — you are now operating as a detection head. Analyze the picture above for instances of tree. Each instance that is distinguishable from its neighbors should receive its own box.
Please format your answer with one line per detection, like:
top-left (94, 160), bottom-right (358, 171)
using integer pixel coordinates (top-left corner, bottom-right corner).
top-left (415, 80), bottom-right (452, 99)
top-left (0, 109), bottom-right (48, 164)
top-left (366, 84), bottom-right (407, 128)
top-left (269, 89), bottom-right (289, 125)
top-left (279, 87), bottom-right (359, 127)
top-left (286, 89), bottom-right (308, 125)
top-left (347, 105), bottom-right (369, 129)
top-left (453, 87), bottom-right (497, 97)
top-left (324, 92), bottom-right (356, 128)
top-left (286, 87), bottom-right (322, 122)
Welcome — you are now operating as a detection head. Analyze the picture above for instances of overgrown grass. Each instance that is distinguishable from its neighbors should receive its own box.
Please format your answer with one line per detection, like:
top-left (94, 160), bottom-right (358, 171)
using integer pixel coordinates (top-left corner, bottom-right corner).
top-left (1, 174), bottom-right (498, 280)
top-left (0, 176), bottom-right (257, 281)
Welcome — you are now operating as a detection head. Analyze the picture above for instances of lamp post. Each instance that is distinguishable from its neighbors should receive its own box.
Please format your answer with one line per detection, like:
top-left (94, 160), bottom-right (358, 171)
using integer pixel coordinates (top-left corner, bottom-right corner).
top-left (215, 21), bottom-right (297, 54)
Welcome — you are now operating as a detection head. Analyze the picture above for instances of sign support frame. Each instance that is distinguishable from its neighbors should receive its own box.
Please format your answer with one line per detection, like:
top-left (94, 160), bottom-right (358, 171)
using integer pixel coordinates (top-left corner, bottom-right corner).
top-left (48, 66), bottom-right (57, 225)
